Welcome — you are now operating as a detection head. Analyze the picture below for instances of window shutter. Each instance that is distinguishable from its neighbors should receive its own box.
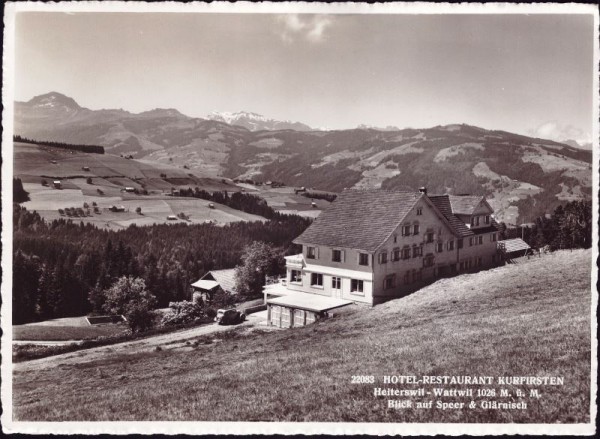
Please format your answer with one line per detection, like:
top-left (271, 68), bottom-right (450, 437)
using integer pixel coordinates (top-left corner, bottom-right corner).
top-left (341, 250), bottom-right (345, 263)
top-left (315, 247), bottom-right (319, 259)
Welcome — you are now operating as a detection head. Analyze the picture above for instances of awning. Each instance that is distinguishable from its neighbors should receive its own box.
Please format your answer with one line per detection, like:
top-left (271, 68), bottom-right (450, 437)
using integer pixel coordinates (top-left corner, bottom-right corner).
top-left (191, 279), bottom-right (219, 290)
top-left (267, 294), bottom-right (353, 313)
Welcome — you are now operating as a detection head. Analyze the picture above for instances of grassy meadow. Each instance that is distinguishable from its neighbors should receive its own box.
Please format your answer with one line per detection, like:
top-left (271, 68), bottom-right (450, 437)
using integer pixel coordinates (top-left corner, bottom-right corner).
top-left (13, 249), bottom-right (592, 422)
top-left (13, 324), bottom-right (128, 342)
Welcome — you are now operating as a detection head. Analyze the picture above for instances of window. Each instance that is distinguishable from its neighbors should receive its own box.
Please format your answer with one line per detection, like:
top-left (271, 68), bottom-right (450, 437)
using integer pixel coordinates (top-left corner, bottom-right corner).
top-left (491, 233), bottom-right (497, 242)
top-left (331, 276), bottom-right (341, 289)
top-left (436, 242), bottom-right (444, 253)
top-left (423, 254), bottom-right (435, 268)
top-left (485, 215), bottom-right (490, 224)
top-left (379, 252), bottom-right (388, 264)
top-left (469, 237), bottom-right (474, 246)
top-left (413, 224), bottom-right (420, 235)
top-left (393, 234), bottom-right (397, 243)
top-left (477, 257), bottom-right (483, 267)
top-left (384, 275), bottom-right (395, 290)
top-left (402, 225), bottom-right (411, 236)
top-left (290, 270), bottom-right (302, 283)
top-left (311, 273), bottom-right (323, 287)
top-left (307, 246), bottom-right (317, 259)
top-left (458, 239), bottom-right (463, 249)
top-left (416, 207), bottom-right (423, 216)
top-left (412, 245), bottom-right (423, 258)
top-left (478, 236), bottom-right (483, 245)
top-left (470, 217), bottom-right (475, 227)
top-left (412, 269), bottom-right (422, 283)
top-left (350, 279), bottom-right (364, 294)
top-left (358, 253), bottom-right (369, 266)
top-left (426, 231), bottom-right (434, 243)
top-left (332, 249), bottom-right (342, 262)
top-left (475, 216), bottom-right (480, 226)
top-left (392, 248), bottom-right (401, 261)
top-left (402, 247), bottom-right (411, 260)
top-left (403, 271), bottom-right (410, 285)
top-left (447, 240), bottom-right (455, 251)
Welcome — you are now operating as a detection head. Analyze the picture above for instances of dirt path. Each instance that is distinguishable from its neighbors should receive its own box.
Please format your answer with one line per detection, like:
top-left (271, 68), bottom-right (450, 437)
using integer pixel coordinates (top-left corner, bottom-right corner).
top-left (14, 313), bottom-right (268, 373)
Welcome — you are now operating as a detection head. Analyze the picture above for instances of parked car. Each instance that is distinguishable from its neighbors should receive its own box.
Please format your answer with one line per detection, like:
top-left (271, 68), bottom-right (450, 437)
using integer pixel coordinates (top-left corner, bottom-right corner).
top-left (214, 309), bottom-right (246, 325)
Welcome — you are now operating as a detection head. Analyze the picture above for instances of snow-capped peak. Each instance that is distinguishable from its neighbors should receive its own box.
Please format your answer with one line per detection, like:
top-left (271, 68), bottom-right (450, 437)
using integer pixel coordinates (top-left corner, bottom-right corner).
top-left (206, 111), bottom-right (313, 132)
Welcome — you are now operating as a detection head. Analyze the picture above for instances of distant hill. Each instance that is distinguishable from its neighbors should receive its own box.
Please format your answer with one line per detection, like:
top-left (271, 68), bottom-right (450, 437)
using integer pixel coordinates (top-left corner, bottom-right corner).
top-left (562, 139), bottom-right (593, 151)
top-left (14, 92), bottom-right (593, 224)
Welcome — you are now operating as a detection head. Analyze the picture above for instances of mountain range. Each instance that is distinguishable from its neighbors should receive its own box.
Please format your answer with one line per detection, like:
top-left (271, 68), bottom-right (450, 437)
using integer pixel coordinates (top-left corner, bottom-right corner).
top-left (14, 92), bottom-right (593, 224)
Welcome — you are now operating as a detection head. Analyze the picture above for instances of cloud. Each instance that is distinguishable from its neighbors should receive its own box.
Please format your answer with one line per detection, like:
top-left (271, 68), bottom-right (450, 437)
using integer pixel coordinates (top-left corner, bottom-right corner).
top-left (277, 14), bottom-right (333, 43)
top-left (529, 121), bottom-right (592, 146)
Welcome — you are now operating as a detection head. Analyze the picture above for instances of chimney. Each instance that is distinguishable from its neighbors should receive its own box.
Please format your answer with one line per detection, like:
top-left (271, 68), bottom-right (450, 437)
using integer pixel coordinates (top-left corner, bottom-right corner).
top-left (419, 187), bottom-right (427, 195)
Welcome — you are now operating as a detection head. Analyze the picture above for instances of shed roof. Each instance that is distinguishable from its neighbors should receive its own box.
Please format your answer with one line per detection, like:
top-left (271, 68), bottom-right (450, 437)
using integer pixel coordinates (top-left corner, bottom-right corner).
top-left (203, 268), bottom-right (238, 293)
top-left (190, 279), bottom-right (219, 291)
top-left (498, 238), bottom-right (531, 253)
top-left (267, 294), bottom-right (353, 313)
top-left (294, 189), bottom-right (422, 252)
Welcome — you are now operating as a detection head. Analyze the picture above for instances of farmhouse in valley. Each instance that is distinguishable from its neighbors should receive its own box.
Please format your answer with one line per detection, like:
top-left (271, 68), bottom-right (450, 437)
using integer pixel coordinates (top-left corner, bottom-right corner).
top-left (265, 188), bottom-right (500, 313)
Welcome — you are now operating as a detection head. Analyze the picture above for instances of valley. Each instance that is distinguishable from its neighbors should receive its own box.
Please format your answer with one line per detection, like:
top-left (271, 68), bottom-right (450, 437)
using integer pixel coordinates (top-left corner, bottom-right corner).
top-left (14, 142), bottom-right (328, 229)
top-left (14, 92), bottom-right (593, 225)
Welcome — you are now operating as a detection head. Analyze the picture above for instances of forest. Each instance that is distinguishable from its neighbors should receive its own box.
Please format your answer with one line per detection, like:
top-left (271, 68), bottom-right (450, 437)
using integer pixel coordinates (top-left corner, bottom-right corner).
top-left (13, 205), bottom-right (310, 325)
top-left (13, 135), bottom-right (105, 154)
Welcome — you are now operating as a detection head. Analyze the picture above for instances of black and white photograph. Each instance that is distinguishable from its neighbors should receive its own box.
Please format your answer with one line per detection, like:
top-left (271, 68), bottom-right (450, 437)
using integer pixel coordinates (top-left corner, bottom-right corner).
top-left (1, 1), bottom-right (597, 435)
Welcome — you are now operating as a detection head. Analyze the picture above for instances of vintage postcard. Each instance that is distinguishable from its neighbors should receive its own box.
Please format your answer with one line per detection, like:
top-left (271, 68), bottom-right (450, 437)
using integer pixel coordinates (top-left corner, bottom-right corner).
top-left (1, 1), bottom-right (598, 435)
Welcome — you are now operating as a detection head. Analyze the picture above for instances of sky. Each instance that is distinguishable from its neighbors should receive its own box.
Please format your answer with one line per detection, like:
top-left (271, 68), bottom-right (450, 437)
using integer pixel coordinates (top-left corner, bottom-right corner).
top-left (13, 12), bottom-right (595, 143)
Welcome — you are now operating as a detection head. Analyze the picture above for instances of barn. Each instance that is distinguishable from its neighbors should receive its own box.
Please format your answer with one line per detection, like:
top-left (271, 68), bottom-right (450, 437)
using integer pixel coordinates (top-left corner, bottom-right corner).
top-left (191, 268), bottom-right (238, 302)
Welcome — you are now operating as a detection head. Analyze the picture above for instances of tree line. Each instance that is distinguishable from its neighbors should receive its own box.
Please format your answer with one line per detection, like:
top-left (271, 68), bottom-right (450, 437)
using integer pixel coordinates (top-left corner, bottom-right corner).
top-left (13, 135), bottom-right (105, 154)
top-left (174, 188), bottom-right (292, 220)
top-left (13, 204), bottom-right (310, 324)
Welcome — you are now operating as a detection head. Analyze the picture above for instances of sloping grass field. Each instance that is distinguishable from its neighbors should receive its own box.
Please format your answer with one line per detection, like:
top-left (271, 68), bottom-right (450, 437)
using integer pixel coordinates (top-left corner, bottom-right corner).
top-left (13, 250), bottom-right (592, 422)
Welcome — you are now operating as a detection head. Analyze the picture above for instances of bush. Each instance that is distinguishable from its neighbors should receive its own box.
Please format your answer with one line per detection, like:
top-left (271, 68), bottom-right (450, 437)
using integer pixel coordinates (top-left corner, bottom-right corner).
top-left (161, 300), bottom-right (205, 326)
top-left (102, 276), bottom-right (157, 333)
top-left (205, 307), bottom-right (218, 319)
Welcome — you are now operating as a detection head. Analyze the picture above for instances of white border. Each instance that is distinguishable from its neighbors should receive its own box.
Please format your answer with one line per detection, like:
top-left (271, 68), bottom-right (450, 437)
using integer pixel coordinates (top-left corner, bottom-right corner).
top-left (2, 1), bottom-right (598, 436)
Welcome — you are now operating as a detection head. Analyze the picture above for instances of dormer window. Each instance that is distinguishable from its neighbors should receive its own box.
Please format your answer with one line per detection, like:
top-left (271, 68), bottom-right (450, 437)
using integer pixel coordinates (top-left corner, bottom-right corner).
top-left (332, 249), bottom-right (343, 262)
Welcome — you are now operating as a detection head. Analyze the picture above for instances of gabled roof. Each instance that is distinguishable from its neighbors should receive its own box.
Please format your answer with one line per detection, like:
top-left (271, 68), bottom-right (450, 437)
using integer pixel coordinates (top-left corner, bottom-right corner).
top-left (294, 189), bottom-right (423, 253)
top-left (448, 195), bottom-right (487, 215)
top-left (201, 268), bottom-right (238, 293)
top-left (428, 195), bottom-right (474, 237)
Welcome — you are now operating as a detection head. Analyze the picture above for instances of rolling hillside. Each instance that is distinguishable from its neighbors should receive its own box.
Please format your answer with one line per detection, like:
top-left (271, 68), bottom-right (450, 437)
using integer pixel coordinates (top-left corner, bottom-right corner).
top-left (13, 142), bottom-right (266, 229)
top-left (15, 92), bottom-right (593, 224)
top-left (13, 249), bottom-right (592, 422)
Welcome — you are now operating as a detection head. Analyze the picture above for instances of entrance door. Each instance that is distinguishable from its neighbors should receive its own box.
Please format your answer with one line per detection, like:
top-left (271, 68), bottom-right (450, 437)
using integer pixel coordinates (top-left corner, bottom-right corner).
top-left (331, 276), bottom-right (342, 298)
